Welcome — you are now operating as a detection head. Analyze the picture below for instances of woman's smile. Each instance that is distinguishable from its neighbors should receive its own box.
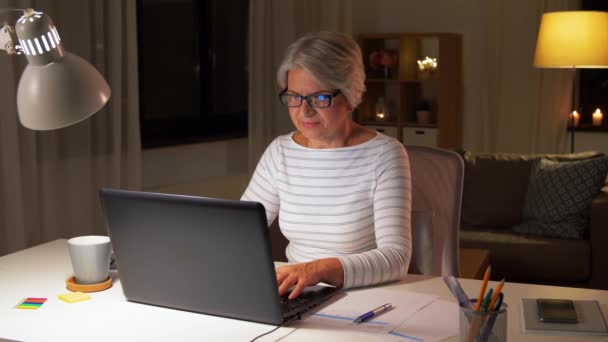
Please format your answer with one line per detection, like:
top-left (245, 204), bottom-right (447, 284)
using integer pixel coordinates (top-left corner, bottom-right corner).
top-left (301, 121), bottom-right (320, 128)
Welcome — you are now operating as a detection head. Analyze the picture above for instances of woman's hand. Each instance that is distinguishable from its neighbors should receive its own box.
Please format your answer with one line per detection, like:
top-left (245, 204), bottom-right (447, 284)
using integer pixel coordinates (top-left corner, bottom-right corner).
top-left (276, 258), bottom-right (344, 299)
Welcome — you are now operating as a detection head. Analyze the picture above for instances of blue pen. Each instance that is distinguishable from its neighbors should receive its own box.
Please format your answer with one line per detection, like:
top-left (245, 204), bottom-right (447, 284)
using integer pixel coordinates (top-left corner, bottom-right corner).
top-left (353, 303), bottom-right (392, 323)
top-left (443, 276), bottom-right (474, 310)
top-left (479, 293), bottom-right (505, 341)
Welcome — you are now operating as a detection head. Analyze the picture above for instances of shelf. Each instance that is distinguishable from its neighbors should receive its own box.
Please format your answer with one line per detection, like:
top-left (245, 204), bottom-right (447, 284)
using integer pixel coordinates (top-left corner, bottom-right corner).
top-left (568, 125), bottom-right (608, 132)
top-left (356, 32), bottom-right (463, 149)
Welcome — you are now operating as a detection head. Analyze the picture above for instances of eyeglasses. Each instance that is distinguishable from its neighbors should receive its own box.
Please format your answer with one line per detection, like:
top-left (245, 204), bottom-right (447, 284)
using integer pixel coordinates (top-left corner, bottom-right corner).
top-left (279, 89), bottom-right (341, 108)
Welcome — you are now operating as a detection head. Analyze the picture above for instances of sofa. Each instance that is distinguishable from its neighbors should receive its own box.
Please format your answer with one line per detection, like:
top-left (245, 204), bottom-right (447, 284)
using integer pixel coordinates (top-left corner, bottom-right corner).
top-left (458, 151), bottom-right (608, 290)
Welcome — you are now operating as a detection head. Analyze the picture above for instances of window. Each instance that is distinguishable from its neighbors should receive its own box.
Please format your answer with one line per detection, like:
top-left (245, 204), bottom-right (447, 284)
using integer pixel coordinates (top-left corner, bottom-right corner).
top-left (579, 0), bottom-right (608, 129)
top-left (137, 0), bottom-right (249, 148)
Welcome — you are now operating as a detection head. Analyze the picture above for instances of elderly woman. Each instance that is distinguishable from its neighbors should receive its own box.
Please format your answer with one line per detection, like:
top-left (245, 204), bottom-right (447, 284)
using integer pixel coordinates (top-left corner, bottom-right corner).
top-left (242, 31), bottom-right (411, 299)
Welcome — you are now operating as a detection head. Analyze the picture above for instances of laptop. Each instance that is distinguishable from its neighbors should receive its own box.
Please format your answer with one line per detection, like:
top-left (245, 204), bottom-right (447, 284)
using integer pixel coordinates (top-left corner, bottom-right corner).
top-left (98, 188), bottom-right (339, 325)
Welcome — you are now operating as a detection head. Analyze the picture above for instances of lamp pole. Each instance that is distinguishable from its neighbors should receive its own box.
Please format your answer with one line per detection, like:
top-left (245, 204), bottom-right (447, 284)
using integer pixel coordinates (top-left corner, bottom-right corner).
top-left (570, 66), bottom-right (576, 153)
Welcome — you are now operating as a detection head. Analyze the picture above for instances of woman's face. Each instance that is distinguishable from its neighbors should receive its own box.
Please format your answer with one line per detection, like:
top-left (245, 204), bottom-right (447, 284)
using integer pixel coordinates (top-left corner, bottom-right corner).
top-left (286, 67), bottom-right (352, 147)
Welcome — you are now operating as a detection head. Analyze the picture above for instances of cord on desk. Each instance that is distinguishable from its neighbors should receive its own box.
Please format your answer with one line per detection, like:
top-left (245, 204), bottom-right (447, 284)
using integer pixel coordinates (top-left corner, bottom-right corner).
top-left (249, 315), bottom-right (298, 342)
top-left (249, 324), bottom-right (282, 342)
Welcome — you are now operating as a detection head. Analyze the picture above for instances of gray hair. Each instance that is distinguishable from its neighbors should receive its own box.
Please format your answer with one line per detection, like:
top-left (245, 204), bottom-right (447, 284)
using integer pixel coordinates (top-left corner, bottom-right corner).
top-left (277, 31), bottom-right (366, 109)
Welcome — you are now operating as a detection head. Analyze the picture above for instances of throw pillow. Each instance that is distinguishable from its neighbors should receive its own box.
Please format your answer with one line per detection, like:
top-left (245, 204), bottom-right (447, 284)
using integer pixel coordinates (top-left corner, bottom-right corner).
top-left (513, 156), bottom-right (608, 239)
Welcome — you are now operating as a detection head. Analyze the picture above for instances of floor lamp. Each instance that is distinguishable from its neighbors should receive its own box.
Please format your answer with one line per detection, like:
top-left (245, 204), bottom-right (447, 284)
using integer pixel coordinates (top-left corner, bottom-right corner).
top-left (533, 11), bottom-right (608, 153)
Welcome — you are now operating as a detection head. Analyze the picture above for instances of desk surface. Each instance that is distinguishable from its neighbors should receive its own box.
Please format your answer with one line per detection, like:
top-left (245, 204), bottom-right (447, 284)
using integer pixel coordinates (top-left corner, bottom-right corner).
top-left (1, 239), bottom-right (607, 342)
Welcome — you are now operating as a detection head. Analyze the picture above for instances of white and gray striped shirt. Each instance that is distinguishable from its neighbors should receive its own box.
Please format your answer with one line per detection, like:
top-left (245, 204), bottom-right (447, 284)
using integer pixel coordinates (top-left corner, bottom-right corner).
top-left (242, 132), bottom-right (412, 289)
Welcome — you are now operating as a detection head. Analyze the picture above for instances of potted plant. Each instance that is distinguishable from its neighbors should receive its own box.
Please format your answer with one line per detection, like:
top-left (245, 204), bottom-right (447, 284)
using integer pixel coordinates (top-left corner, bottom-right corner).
top-left (416, 100), bottom-right (432, 124)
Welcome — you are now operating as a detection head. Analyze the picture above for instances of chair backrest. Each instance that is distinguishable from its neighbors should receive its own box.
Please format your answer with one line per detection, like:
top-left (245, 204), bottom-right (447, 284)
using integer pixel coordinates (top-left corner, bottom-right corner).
top-left (406, 145), bottom-right (464, 277)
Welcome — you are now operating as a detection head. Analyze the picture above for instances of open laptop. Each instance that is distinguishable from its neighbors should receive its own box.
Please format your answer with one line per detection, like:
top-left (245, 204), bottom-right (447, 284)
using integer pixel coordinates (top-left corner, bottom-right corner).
top-left (98, 188), bottom-right (339, 325)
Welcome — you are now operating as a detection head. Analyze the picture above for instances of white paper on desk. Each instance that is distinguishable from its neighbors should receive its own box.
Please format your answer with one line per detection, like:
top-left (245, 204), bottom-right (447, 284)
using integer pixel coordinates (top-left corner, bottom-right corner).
top-left (297, 288), bottom-right (439, 334)
top-left (388, 299), bottom-right (459, 342)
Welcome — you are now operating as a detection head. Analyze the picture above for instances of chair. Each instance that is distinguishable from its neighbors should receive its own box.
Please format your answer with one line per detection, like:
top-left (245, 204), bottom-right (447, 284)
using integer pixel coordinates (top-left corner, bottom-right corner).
top-left (406, 145), bottom-right (464, 277)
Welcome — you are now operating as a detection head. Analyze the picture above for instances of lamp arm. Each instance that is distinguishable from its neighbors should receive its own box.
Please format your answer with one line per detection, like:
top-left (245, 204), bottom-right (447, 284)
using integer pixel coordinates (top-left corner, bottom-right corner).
top-left (0, 8), bottom-right (26, 15)
top-left (0, 24), bottom-right (21, 54)
top-left (0, 9), bottom-right (26, 55)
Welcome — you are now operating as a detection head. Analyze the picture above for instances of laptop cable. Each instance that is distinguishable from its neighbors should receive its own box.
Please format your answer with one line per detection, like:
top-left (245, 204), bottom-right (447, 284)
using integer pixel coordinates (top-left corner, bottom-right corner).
top-left (248, 315), bottom-right (299, 342)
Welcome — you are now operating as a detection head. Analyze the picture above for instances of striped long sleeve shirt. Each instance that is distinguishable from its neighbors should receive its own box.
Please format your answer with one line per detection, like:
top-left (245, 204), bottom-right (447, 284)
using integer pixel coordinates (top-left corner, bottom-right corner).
top-left (241, 132), bottom-right (412, 289)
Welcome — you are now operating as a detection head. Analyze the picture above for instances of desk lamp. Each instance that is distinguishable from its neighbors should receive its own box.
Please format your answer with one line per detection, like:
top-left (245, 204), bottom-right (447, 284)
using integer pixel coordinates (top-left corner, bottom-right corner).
top-left (534, 11), bottom-right (608, 152)
top-left (0, 8), bottom-right (110, 130)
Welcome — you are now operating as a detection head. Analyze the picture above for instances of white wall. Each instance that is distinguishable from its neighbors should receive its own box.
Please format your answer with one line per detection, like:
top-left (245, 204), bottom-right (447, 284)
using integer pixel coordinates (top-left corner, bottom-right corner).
top-left (571, 132), bottom-right (608, 154)
top-left (143, 138), bottom-right (249, 193)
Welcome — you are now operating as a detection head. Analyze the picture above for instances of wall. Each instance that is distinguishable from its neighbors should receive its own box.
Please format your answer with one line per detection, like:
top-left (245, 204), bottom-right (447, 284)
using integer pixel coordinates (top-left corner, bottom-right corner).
top-left (571, 132), bottom-right (608, 154)
top-left (143, 138), bottom-right (249, 195)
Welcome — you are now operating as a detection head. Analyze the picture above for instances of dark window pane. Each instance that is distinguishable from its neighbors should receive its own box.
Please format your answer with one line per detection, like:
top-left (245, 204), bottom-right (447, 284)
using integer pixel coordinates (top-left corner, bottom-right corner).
top-left (137, 0), bottom-right (249, 148)
top-left (579, 0), bottom-right (608, 129)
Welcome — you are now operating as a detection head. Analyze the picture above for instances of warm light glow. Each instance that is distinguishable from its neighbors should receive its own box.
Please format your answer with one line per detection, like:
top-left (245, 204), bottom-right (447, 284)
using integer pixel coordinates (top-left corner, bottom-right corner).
top-left (592, 108), bottom-right (603, 126)
top-left (417, 56), bottom-right (438, 72)
top-left (569, 111), bottom-right (580, 127)
top-left (376, 112), bottom-right (385, 120)
top-left (534, 11), bottom-right (608, 68)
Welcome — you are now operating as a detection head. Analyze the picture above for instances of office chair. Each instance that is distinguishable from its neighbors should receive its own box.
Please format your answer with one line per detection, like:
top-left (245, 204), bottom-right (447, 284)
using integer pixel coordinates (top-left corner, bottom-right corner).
top-left (406, 145), bottom-right (464, 277)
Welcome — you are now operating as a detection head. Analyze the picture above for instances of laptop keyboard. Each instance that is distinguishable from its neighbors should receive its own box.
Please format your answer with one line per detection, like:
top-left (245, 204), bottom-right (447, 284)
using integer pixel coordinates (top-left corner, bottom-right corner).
top-left (280, 286), bottom-right (339, 318)
top-left (280, 295), bottom-right (312, 314)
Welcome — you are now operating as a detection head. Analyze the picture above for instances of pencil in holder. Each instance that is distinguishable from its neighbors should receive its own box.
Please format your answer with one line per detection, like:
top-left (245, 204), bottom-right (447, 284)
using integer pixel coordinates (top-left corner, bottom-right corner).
top-left (459, 299), bottom-right (507, 342)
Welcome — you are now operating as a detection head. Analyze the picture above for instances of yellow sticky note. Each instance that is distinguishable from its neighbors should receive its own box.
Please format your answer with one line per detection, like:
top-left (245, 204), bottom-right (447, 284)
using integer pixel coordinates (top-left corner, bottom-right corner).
top-left (58, 292), bottom-right (91, 303)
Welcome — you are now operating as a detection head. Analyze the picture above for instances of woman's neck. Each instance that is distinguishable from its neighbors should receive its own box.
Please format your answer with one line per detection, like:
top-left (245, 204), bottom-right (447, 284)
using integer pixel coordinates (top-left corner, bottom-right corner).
top-left (294, 122), bottom-right (375, 149)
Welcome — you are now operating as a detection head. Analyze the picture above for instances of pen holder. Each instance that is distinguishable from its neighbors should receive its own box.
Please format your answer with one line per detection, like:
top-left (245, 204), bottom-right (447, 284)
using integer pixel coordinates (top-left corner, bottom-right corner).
top-left (459, 299), bottom-right (507, 342)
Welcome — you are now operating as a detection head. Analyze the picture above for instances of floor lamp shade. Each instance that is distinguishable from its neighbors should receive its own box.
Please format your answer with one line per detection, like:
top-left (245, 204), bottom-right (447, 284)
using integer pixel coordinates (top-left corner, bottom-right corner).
top-left (14, 9), bottom-right (110, 130)
top-left (534, 11), bottom-right (608, 68)
top-left (534, 11), bottom-right (608, 153)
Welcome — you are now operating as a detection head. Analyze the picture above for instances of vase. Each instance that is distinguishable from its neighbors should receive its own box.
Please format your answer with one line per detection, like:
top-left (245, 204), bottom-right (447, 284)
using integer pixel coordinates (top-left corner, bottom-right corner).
top-left (416, 110), bottom-right (431, 125)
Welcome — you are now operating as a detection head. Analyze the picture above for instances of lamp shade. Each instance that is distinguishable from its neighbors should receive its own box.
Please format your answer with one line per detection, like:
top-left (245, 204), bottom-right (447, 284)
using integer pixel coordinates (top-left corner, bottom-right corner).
top-left (17, 52), bottom-right (111, 130)
top-left (14, 9), bottom-right (110, 130)
top-left (534, 11), bottom-right (608, 68)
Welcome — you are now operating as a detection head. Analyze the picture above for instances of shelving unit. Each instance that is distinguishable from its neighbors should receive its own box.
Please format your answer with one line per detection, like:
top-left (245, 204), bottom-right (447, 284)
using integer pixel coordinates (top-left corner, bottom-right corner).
top-left (355, 33), bottom-right (463, 149)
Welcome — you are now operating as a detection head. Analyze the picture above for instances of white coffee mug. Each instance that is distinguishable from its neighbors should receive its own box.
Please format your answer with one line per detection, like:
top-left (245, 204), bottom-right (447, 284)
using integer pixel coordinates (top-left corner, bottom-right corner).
top-left (67, 235), bottom-right (112, 284)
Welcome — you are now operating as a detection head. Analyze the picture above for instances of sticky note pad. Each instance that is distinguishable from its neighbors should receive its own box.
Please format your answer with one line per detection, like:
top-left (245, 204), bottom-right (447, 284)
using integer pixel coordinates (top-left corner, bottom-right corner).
top-left (58, 292), bottom-right (91, 303)
top-left (16, 297), bottom-right (47, 309)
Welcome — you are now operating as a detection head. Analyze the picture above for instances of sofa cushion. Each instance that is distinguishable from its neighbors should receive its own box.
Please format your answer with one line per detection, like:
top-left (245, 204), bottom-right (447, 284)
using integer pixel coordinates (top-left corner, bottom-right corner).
top-left (460, 228), bottom-right (590, 282)
top-left (513, 157), bottom-right (608, 239)
top-left (460, 151), bottom-right (602, 229)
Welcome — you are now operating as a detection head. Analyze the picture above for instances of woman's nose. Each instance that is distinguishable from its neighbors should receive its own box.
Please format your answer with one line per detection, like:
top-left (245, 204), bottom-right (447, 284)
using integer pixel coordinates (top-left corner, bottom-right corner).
top-left (300, 101), bottom-right (316, 116)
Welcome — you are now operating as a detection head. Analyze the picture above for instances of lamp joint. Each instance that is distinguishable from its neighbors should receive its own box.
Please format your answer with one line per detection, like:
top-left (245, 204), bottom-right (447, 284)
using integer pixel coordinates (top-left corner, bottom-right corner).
top-left (0, 24), bottom-right (21, 54)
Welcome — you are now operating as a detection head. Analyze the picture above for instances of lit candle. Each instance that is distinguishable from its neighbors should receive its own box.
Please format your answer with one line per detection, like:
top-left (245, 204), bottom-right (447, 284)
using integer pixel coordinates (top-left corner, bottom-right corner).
top-left (375, 97), bottom-right (386, 121)
top-left (592, 108), bottom-right (603, 126)
top-left (570, 111), bottom-right (580, 127)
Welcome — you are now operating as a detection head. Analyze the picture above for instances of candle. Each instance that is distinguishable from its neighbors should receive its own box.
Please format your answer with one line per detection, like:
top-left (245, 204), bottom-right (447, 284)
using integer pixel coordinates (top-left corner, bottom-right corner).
top-left (570, 111), bottom-right (580, 127)
top-left (375, 97), bottom-right (386, 121)
top-left (592, 108), bottom-right (603, 126)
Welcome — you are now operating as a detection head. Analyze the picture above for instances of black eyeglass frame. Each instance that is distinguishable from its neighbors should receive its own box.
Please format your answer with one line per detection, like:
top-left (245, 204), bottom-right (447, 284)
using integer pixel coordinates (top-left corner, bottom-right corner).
top-left (278, 89), bottom-right (342, 108)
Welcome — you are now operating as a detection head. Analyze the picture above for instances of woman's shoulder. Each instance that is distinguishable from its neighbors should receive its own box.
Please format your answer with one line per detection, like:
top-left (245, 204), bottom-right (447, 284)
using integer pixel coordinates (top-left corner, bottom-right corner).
top-left (372, 133), bottom-right (407, 161)
top-left (260, 132), bottom-right (296, 158)
top-left (371, 131), bottom-right (404, 150)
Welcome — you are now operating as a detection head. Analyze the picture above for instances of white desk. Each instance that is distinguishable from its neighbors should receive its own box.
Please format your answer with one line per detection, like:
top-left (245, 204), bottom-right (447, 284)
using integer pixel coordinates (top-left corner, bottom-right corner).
top-left (1, 239), bottom-right (607, 342)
